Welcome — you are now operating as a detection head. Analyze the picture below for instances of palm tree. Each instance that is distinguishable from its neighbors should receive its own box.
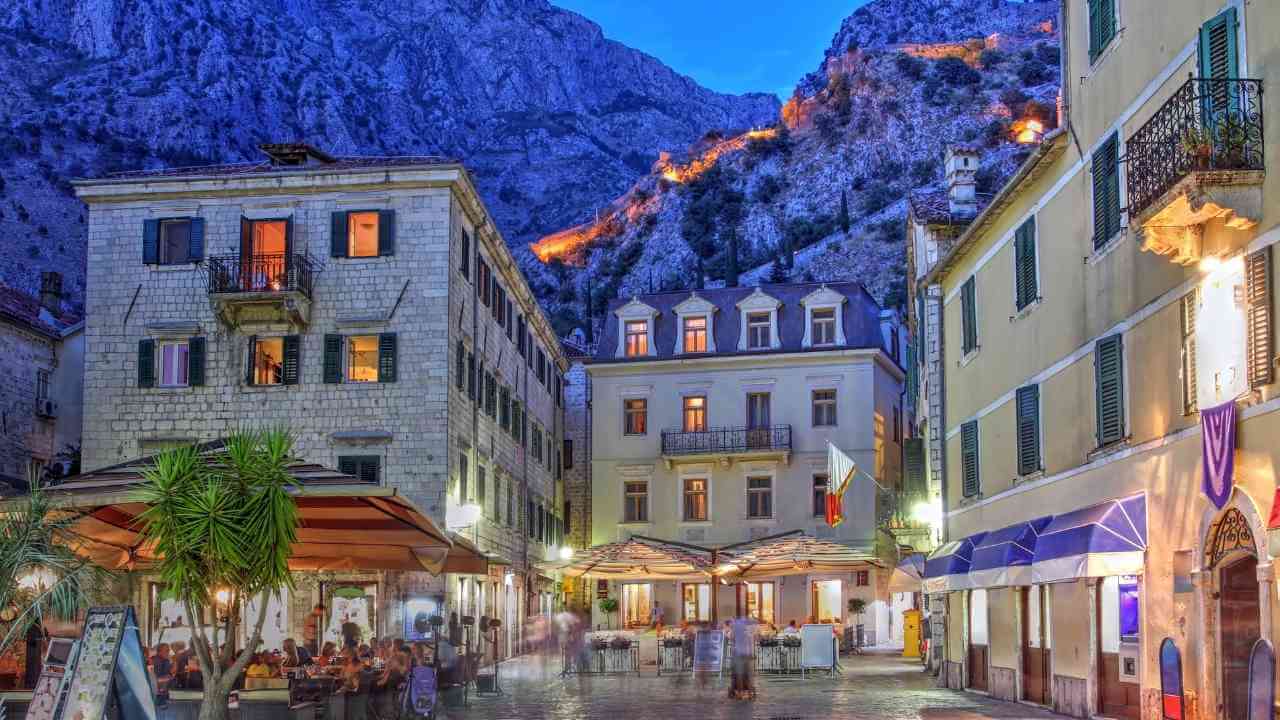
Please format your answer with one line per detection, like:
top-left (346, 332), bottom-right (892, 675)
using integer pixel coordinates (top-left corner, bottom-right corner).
top-left (136, 429), bottom-right (301, 720)
top-left (0, 484), bottom-right (110, 657)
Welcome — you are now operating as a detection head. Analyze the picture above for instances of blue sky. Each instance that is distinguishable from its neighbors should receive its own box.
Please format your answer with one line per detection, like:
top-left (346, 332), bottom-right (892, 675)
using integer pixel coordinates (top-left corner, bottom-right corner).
top-left (553, 1), bottom-right (870, 99)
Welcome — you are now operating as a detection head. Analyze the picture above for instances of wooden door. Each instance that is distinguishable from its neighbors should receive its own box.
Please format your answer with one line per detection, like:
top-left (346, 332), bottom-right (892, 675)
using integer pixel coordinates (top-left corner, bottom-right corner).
top-left (1021, 586), bottom-right (1049, 704)
top-left (1221, 555), bottom-right (1261, 720)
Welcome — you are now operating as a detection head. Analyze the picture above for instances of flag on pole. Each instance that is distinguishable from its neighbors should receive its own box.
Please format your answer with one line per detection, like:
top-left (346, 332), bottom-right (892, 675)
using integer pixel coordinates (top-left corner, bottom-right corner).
top-left (826, 442), bottom-right (858, 527)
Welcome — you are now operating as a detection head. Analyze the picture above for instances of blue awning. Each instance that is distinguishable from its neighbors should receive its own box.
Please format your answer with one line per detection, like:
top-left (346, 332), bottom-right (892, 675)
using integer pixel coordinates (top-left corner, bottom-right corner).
top-left (1031, 493), bottom-right (1147, 584)
top-left (889, 553), bottom-right (926, 593)
top-left (922, 532), bottom-right (986, 593)
top-left (969, 516), bottom-right (1054, 588)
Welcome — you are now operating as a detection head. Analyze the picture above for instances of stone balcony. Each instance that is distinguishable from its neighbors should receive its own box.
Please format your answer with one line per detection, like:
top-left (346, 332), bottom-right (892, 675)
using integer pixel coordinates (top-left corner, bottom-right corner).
top-left (206, 252), bottom-right (316, 327)
top-left (1127, 76), bottom-right (1265, 265)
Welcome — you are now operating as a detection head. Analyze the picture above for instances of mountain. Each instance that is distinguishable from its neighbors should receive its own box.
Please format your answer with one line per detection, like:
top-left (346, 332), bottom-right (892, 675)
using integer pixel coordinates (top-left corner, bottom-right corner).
top-left (524, 0), bottom-right (1060, 337)
top-left (0, 0), bottom-right (778, 311)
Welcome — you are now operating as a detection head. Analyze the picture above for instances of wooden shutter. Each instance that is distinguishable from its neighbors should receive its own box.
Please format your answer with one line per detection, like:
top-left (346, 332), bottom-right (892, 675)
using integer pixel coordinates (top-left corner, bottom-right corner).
top-left (330, 212), bottom-right (348, 257)
top-left (1015, 217), bottom-right (1037, 310)
top-left (961, 420), bottom-right (979, 497)
top-left (460, 231), bottom-right (470, 279)
top-left (961, 277), bottom-right (977, 353)
top-left (245, 335), bottom-right (258, 385)
top-left (1181, 290), bottom-right (1199, 414)
top-left (1094, 334), bottom-right (1125, 446)
top-left (1199, 7), bottom-right (1239, 81)
top-left (455, 341), bottom-right (465, 390)
top-left (1246, 246), bottom-right (1274, 389)
top-left (467, 353), bottom-right (476, 399)
top-left (188, 336), bottom-right (206, 387)
top-left (137, 339), bottom-right (155, 387)
top-left (1092, 135), bottom-right (1120, 248)
top-left (323, 334), bottom-right (343, 384)
top-left (282, 335), bottom-right (300, 385)
top-left (904, 438), bottom-right (925, 496)
top-left (142, 220), bottom-right (160, 264)
top-left (1087, 0), bottom-right (1102, 59)
top-left (338, 456), bottom-right (358, 477)
top-left (378, 333), bottom-right (397, 383)
top-left (188, 218), bottom-right (205, 261)
top-left (357, 456), bottom-right (380, 484)
top-left (377, 210), bottom-right (396, 256)
top-left (1016, 385), bottom-right (1041, 475)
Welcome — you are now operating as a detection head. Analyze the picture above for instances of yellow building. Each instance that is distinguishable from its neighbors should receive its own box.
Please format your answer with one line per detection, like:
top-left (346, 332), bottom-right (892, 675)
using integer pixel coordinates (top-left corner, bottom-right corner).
top-left (911, 1), bottom-right (1279, 718)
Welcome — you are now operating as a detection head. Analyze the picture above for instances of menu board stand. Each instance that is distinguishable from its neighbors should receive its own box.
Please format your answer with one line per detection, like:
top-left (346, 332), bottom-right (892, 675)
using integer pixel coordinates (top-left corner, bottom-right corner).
top-left (55, 606), bottom-right (157, 720)
top-left (22, 638), bottom-right (79, 720)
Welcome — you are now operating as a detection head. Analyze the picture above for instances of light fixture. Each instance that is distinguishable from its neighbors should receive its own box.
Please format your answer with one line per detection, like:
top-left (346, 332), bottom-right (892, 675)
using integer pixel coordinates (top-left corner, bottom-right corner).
top-left (1198, 255), bottom-right (1223, 273)
top-left (716, 563), bottom-right (737, 575)
top-left (17, 568), bottom-right (54, 591)
top-left (558, 546), bottom-right (574, 560)
top-left (912, 500), bottom-right (943, 527)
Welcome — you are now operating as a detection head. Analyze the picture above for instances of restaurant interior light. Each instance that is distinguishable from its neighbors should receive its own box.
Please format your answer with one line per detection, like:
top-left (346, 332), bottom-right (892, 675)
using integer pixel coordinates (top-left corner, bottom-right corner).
top-left (558, 546), bottom-right (574, 560)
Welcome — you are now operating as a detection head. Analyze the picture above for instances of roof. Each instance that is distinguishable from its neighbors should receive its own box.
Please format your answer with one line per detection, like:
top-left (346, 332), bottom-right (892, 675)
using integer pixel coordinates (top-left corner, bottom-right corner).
top-left (592, 281), bottom-right (887, 364)
top-left (0, 283), bottom-right (80, 338)
top-left (536, 536), bottom-right (714, 580)
top-left (99, 154), bottom-right (460, 182)
top-left (907, 189), bottom-right (995, 226)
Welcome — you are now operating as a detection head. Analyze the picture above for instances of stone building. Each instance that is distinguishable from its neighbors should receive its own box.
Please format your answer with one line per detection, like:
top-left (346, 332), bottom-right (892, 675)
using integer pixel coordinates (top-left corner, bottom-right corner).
top-left (73, 144), bottom-right (569, 656)
top-left (560, 333), bottom-right (594, 611)
top-left (0, 272), bottom-right (83, 492)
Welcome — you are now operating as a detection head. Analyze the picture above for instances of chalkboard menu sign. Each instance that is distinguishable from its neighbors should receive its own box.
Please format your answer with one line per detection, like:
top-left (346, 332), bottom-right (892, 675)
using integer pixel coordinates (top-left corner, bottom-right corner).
top-left (56, 606), bottom-right (157, 720)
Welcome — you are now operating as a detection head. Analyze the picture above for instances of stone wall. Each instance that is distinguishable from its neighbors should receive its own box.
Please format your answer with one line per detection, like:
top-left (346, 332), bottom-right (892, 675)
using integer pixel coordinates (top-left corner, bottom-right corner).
top-left (0, 321), bottom-right (56, 480)
top-left (562, 359), bottom-right (591, 609)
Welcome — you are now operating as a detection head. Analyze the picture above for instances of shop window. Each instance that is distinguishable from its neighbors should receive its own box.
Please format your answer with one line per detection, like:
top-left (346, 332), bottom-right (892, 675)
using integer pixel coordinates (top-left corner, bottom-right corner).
top-left (682, 583), bottom-right (711, 622)
top-left (740, 581), bottom-right (775, 625)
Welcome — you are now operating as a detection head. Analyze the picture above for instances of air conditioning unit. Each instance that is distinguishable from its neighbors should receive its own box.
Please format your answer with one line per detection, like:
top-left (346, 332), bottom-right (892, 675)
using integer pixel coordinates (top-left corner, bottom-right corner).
top-left (35, 399), bottom-right (57, 418)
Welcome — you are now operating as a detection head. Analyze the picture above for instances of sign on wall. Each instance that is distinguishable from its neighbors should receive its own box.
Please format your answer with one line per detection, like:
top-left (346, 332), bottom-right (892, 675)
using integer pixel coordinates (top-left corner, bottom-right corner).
top-left (596, 580), bottom-right (608, 600)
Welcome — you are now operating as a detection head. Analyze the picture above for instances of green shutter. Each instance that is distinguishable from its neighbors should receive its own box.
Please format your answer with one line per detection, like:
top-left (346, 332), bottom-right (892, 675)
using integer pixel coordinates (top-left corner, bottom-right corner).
top-left (378, 209), bottom-right (396, 256)
top-left (904, 438), bottom-right (926, 496)
top-left (1094, 334), bottom-right (1125, 446)
top-left (142, 220), bottom-right (159, 264)
top-left (460, 231), bottom-right (471, 279)
top-left (338, 456), bottom-right (358, 476)
top-left (467, 353), bottom-right (476, 399)
top-left (1016, 385), bottom-right (1041, 475)
top-left (1199, 7), bottom-right (1239, 81)
top-left (1092, 135), bottom-right (1121, 249)
top-left (1181, 290), bottom-right (1200, 414)
top-left (378, 333), bottom-right (397, 383)
top-left (137, 339), bottom-right (155, 387)
top-left (323, 334), bottom-right (343, 384)
top-left (961, 277), bottom-right (978, 353)
top-left (339, 456), bottom-right (381, 484)
top-left (455, 341), bottom-right (465, 390)
top-left (188, 218), bottom-right (205, 261)
top-left (1088, 0), bottom-right (1116, 61)
top-left (1015, 217), bottom-right (1037, 311)
top-left (245, 335), bottom-right (258, 385)
top-left (961, 420), bottom-right (979, 497)
top-left (282, 335), bottom-right (300, 385)
top-left (330, 212), bottom-right (348, 258)
top-left (188, 336), bottom-right (206, 387)
top-left (1246, 246), bottom-right (1274, 389)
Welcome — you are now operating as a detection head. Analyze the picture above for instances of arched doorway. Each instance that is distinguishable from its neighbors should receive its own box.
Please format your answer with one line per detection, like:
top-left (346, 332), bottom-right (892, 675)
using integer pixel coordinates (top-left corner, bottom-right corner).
top-left (1206, 507), bottom-right (1262, 720)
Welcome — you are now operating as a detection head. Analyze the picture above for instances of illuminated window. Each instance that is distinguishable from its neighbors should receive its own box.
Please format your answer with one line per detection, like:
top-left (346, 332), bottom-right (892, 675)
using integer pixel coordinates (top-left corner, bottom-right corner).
top-left (244, 220), bottom-right (288, 291)
top-left (682, 583), bottom-right (711, 622)
top-left (811, 308), bottom-right (836, 345)
top-left (747, 312), bottom-right (771, 348)
top-left (683, 478), bottom-right (707, 521)
top-left (740, 581), bottom-right (775, 624)
top-left (346, 336), bottom-right (380, 382)
top-left (252, 337), bottom-right (285, 385)
top-left (682, 395), bottom-right (707, 432)
top-left (812, 389), bottom-right (837, 427)
top-left (683, 316), bottom-right (707, 353)
top-left (347, 211), bottom-right (379, 258)
top-left (855, 571), bottom-right (870, 587)
top-left (624, 320), bottom-right (648, 357)
top-left (624, 481), bottom-right (648, 523)
top-left (747, 476), bottom-right (772, 518)
top-left (624, 399), bottom-right (647, 435)
top-left (158, 341), bottom-right (189, 388)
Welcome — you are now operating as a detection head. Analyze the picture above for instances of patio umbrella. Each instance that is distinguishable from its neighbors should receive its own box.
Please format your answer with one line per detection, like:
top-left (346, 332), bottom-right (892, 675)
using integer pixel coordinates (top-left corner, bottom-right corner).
top-left (888, 553), bottom-right (926, 593)
top-left (716, 532), bottom-right (883, 579)
top-left (536, 536), bottom-right (714, 579)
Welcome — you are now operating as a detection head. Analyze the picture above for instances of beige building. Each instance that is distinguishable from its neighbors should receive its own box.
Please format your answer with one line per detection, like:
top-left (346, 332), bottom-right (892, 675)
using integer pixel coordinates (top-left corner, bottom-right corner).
top-left (913, 1), bottom-right (1279, 718)
top-left (585, 282), bottom-right (906, 638)
top-left (73, 144), bottom-right (569, 657)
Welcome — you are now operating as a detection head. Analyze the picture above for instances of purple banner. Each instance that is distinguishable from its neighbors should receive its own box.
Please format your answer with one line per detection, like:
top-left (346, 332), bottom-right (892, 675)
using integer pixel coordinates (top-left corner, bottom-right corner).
top-left (1201, 400), bottom-right (1237, 510)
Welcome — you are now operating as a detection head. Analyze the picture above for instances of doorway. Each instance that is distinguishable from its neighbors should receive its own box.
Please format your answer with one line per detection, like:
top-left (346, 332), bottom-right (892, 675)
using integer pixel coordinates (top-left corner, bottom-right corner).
top-left (1021, 585), bottom-right (1050, 705)
top-left (811, 580), bottom-right (842, 623)
top-left (240, 219), bottom-right (290, 291)
top-left (622, 583), bottom-right (652, 628)
top-left (682, 583), bottom-right (711, 622)
top-left (968, 589), bottom-right (988, 691)
top-left (1220, 554), bottom-right (1261, 720)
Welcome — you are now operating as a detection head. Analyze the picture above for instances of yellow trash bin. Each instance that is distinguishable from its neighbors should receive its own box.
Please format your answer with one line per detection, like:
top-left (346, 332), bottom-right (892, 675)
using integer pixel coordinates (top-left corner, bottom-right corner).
top-left (902, 609), bottom-right (922, 658)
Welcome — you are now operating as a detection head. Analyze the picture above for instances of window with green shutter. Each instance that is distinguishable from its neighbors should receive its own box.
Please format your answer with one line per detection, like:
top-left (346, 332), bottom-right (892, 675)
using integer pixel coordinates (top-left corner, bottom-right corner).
top-left (1094, 334), bottom-right (1125, 447)
top-left (1014, 217), bottom-right (1038, 311)
top-left (1092, 134), bottom-right (1121, 249)
top-left (460, 231), bottom-right (471, 280)
top-left (323, 334), bottom-right (343, 384)
top-left (960, 420), bottom-right (979, 498)
top-left (1088, 0), bottom-right (1117, 62)
top-left (377, 333), bottom-right (397, 383)
top-left (281, 335), bottom-right (300, 385)
top-left (455, 341), bottom-right (465, 391)
top-left (904, 438), bottom-right (926, 496)
top-left (961, 276), bottom-right (978, 354)
top-left (1246, 246), bottom-right (1274, 389)
top-left (137, 339), bottom-right (156, 388)
top-left (1016, 384), bottom-right (1041, 475)
top-left (1180, 289), bottom-right (1200, 414)
top-left (1199, 8), bottom-right (1239, 81)
top-left (467, 353), bottom-right (476, 400)
top-left (188, 336), bottom-right (206, 387)
top-left (338, 455), bottom-right (381, 485)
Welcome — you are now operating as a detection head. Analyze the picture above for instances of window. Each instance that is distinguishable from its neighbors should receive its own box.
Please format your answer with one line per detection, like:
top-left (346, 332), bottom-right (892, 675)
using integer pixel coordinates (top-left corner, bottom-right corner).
top-left (477, 260), bottom-right (491, 307)
top-left (1181, 290), bottom-right (1199, 414)
top-left (143, 217), bottom-right (204, 266)
top-left (532, 425), bottom-right (543, 462)
top-left (536, 349), bottom-right (547, 385)
top-left (683, 478), bottom-right (708, 521)
top-left (746, 393), bottom-right (770, 429)
top-left (330, 210), bottom-right (392, 258)
top-left (683, 316), bottom-right (708, 353)
top-left (811, 308), bottom-right (836, 345)
top-left (893, 406), bottom-right (901, 443)
top-left (346, 335), bottom-right (380, 382)
top-left (554, 375), bottom-right (563, 407)
top-left (494, 285), bottom-right (506, 326)
top-left (961, 420), bottom-right (980, 497)
top-left (812, 389), bottom-right (837, 427)
top-left (338, 455), bottom-right (381, 485)
top-left (961, 276), bottom-right (978, 354)
top-left (324, 334), bottom-right (396, 384)
top-left (682, 583), bottom-right (711, 622)
top-left (624, 399), bottom-right (648, 435)
top-left (1091, 134), bottom-right (1121, 249)
top-left (563, 439), bottom-right (573, 469)
top-left (1016, 385), bottom-right (1041, 475)
top-left (466, 353), bottom-right (476, 399)
top-left (249, 336), bottom-right (298, 386)
top-left (506, 300), bottom-right (514, 341)
top-left (511, 400), bottom-right (522, 440)
top-left (35, 369), bottom-right (50, 402)
top-left (500, 387), bottom-right (511, 430)
top-left (1014, 217), bottom-right (1037, 311)
top-left (460, 230), bottom-right (471, 279)
top-left (747, 312), bottom-right (771, 349)
top-left (455, 341), bottom-right (465, 391)
top-left (517, 317), bottom-right (526, 356)
top-left (536, 505), bottom-right (545, 543)
top-left (346, 211), bottom-right (380, 257)
top-left (477, 465), bottom-right (487, 510)
top-left (682, 396), bottom-right (707, 432)
top-left (1087, 0), bottom-right (1117, 62)
top-left (527, 500), bottom-right (535, 538)
top-left (624, 481), bottom-right (648, 523)
top-left (158, 340), bottom-right (190, 388)
top-left (739, 582), bottom-right (775, 625)
top-left (812, 474), bottom-right (828, 517)
top-left (485, 373), bottom-right (497, 417)
top-left (1094, 334), bottom-right (1125, 447)
top-left (506, 483), bottom-right (514, 527)
top-left (458, 452), bottom-right (469, 500)
top-left (159, 219), bottom-right (192, 264)
top-left (855, 571), bottom-right (870, 587)
top-left (624, 320), bottom-right (648, 357)
top-left (1246, 247), bottom-right (1274, 389)
top-left (747, 476), bottom-right (772, 519)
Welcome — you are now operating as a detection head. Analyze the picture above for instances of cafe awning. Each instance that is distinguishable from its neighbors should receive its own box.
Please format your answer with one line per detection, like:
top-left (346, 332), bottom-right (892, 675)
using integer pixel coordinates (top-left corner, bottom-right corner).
top-left (536, 536), bottom-right (714, 580)
top-left (888, 553), bottom-right (926, 594)
top-left (922, 532), bottom-right (986, 593)
top-left (717, 532), bottom-right (882, 579)
top-left (15, 442), bottom-right (482, 576)
top-left (968, 517), bottom-right (1053, 588)
top-left (1031, 493), bottom-right (1146, 584)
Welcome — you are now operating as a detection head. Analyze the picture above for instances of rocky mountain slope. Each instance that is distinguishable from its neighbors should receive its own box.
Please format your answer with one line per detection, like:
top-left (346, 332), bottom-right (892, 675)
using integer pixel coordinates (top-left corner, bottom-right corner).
top-left (0, 0), bottom-right (778, 312)
top-left (524, 0), bottom-right (1061, 337)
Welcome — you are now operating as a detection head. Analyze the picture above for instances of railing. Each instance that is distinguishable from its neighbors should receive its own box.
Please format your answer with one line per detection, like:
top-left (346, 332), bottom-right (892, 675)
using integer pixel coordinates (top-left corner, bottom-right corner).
top-left (206, 253), bottom-right (316, 297)
top-left (1126, 77), bottom-right (1265, 218)
top-left (660, 425), bottom-right (792, 456)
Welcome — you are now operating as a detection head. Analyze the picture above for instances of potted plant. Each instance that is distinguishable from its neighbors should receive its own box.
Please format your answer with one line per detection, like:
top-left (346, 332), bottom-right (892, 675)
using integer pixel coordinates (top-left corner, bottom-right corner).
top-left (598, 597), bottom-right (619, 630)
top-left (1215, 113), bottom-right (1250, 169)
top-left (1180, 126), bottom-right (1214, 169)
top-left (848, 598), bottom-right (868, 648)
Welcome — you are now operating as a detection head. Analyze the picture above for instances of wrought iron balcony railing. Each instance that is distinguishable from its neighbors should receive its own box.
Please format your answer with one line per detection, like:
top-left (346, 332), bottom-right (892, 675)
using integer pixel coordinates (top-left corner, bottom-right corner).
top-left (1126, 76), bottom-right (1264, 218)
top-left (207, 253), bottom-right (316, 297)
top-left (660, 425), bottom-right (792, 456)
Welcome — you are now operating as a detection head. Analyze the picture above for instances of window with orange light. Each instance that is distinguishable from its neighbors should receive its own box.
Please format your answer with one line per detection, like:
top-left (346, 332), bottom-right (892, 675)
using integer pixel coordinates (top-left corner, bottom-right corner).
top-left (624, 320), bottom-right (648, 357)
top-left (346, 335), bottom-right (380, 382)
top-left (347, 211), bottom-right (380, 257)
top-left (683, 316), bottom-right (707, 353)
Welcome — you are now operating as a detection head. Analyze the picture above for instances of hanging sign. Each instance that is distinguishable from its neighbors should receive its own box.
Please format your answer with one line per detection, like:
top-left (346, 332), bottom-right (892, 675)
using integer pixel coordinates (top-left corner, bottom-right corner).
top-left (1201, 400), bottom-right (1238, 510)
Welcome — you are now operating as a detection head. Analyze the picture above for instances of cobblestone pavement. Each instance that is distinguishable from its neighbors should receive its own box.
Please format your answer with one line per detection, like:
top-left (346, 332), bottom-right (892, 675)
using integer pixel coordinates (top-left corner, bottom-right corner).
top-left (446, 650), bottom-right (1068, 720)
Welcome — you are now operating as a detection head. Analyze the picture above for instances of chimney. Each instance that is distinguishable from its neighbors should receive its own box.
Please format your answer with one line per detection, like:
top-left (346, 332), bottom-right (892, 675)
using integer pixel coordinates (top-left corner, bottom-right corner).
top-left (258, 143), bottom-right (336, 167)
top-left (39, 271), bottom-right (62, 316)
top-left (945, 144), bottom-right (981, 218)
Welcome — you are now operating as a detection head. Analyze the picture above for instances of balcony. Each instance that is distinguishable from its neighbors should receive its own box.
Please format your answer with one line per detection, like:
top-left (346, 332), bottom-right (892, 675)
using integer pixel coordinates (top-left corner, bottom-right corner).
top-left (206, 253), bottom-right (317, 327)
top-left (659, 425), bottom-right (791, 467)
top-left (1127, 77), bottom-right (1265, 264)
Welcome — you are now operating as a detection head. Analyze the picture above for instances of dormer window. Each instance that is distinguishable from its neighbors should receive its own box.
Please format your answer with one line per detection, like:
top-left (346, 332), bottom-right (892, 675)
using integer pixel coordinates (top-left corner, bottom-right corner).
top-left (735, 288), bottom-right (782, 352)
top-left (811, 308), bottom-right (836, 345)
top-left (625, 320), bottom-right (649, 357)
top-left (800, 285), bottom-right (848, 349)
top-left (683, 317), bottom-right (708, 353)
top-left (673, 292), bottom-right (717, 355)
top-left (747, 313), bottom-right (771, 349)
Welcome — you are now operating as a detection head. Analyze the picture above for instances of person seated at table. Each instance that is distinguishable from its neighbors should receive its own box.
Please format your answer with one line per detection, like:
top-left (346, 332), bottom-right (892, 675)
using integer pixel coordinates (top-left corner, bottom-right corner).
top-left (371, 654), bottom-right (406, 720)
top-left (780, 620), bottom-right (800, 635)
top-left (340, 654), bottom-right (364, 691)
top-left (151, 643), bottom-right (174, 704)
top-left (282, 638), bottom-right (311, 668)
top-left (245, 653), bottom-right (274, 679)
top-left (357, 643), bottom-right (373, 661)
top-left (318, 641), bottom-right (338, 666)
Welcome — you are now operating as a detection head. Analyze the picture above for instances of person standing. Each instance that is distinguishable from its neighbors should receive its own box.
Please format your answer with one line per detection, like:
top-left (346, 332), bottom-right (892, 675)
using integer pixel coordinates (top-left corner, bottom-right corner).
top-left (728, 616), bottom-right (757, 700)
top-left (303, 604), bottom-right (324, 655)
